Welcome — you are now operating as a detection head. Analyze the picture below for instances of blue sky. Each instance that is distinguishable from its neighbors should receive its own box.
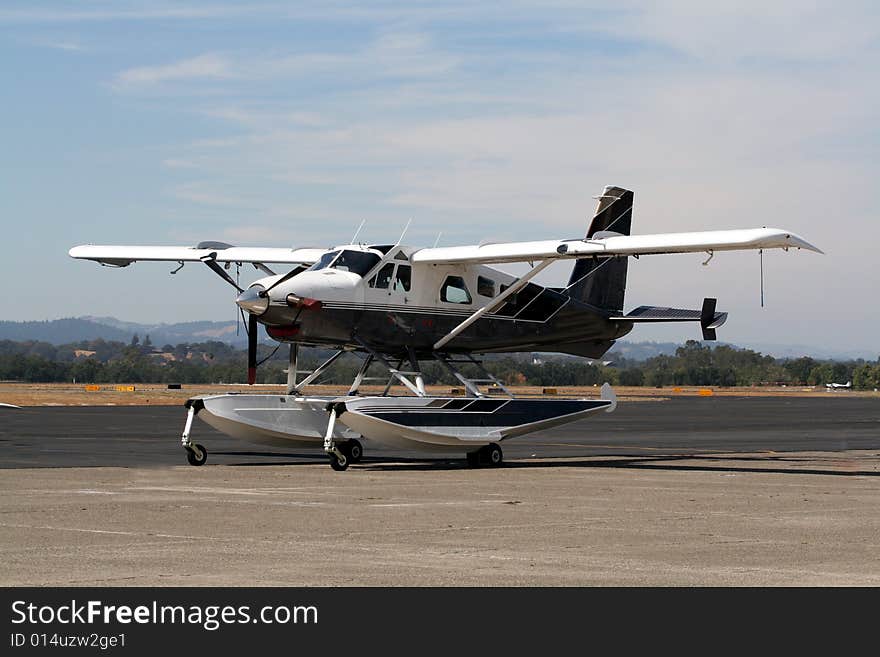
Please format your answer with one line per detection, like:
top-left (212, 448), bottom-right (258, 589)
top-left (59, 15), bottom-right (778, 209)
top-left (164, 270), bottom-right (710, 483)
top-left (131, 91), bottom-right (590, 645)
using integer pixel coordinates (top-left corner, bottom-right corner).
top-left (1, 1), bottom-right (878, 355)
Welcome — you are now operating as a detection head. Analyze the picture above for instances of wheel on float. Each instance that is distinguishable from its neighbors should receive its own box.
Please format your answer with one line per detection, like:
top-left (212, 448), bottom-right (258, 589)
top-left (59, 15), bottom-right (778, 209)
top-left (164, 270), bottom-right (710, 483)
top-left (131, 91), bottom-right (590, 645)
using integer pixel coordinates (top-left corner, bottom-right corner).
top-left (483, 443), bottom-right (503, 467)
top-left (344, 439), bottom-right (363, 463)
top-left (186, 444), bottom-right (208, 466)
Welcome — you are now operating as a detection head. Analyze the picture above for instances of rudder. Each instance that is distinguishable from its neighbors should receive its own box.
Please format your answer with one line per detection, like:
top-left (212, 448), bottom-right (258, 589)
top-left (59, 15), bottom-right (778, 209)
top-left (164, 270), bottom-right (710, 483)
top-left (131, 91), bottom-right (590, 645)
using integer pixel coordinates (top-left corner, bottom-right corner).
top-left (565, 186), bottom-right (633, 312)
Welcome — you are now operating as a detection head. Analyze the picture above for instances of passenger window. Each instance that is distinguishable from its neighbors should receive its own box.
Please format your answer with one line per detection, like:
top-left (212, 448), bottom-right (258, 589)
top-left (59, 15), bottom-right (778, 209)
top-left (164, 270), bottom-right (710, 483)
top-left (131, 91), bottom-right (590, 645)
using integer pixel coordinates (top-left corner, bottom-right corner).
top-left (394, 265), bottom-right (412, 292)
top-left (369, 263), bottom-right (395, 289)
top-left (440, 276), bottom-right (472, 304)
top-left (477, 276), bottom-right (495, 298)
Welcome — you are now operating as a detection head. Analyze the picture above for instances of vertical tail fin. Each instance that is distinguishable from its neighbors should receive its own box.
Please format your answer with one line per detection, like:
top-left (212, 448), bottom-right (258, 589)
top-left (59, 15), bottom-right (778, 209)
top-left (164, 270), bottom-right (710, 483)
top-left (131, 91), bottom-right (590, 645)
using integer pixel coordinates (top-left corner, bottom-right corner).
top-left (565, 186), bottom-right (633, 312)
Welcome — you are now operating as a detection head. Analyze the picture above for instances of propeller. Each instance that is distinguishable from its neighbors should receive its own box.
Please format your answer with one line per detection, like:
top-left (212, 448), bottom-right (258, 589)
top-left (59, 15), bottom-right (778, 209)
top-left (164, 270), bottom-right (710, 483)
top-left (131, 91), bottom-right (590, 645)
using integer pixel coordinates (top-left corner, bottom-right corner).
top-left (236, 264), bottom-right (309, 384)
top-left (262, 265), bottom-right (308, 296)
top-left (247, 313), bottom-right (258, 385)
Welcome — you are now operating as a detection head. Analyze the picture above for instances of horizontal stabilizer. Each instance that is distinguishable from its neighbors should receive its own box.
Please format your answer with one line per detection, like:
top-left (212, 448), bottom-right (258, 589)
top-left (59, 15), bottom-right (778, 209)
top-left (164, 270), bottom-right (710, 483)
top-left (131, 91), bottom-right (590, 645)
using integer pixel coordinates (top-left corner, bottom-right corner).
top-left (611, 297), bottom-right (727, 341)
top-left (611, 306), bottom-right (727, 326)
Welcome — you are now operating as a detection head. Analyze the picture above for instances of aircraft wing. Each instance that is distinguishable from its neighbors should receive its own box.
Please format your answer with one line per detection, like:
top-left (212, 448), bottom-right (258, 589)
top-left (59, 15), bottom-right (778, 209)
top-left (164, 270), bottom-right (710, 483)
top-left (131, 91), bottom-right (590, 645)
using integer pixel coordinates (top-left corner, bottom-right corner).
top-left (68, 245), bottom-right (326, 267)
top-left (411, 228), bottom-right (822, 265)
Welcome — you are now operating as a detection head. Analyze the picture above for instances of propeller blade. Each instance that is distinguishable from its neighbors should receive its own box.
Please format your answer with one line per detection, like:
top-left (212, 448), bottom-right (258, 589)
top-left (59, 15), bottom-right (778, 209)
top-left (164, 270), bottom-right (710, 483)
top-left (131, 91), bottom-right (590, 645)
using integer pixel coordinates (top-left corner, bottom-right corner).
top-left (247, 314), bottom-right (258, 385)
top-left (264, 265), bottom-right (307, 294)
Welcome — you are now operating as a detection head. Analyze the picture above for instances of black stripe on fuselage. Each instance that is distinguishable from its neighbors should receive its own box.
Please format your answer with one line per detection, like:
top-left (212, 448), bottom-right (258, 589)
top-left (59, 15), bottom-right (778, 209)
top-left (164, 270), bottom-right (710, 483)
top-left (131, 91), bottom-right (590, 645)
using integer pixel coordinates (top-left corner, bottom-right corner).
top-left (320, 302), bottom-right (564, 323)
top-left (267, 297), bottom-right (620, 355)
top-left (351, 399), bottom-right (609, 428)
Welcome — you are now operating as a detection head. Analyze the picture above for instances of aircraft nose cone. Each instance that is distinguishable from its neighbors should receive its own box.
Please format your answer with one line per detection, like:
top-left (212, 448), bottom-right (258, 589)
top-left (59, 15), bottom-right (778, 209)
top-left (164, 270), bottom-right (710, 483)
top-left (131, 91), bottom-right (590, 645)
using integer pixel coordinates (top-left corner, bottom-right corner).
top-left (236, 285), bottom-right (269, 316)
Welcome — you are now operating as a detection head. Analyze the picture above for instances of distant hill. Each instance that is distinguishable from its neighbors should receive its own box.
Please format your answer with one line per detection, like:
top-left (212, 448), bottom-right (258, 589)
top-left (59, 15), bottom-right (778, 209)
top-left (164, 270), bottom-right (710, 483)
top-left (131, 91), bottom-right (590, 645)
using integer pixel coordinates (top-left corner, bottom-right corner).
top-left (606, 341), bottom-right (681, 362)
top-left (0, 318), bottom-right (684, 355)
top-left (0, 317), bottom-right (245, 346)
top-left (0, 317), bottom-right (873, 360)
top-left (733, 341), bottom-right (877, 362)
top-left (80, 316), bottom-right (244, 345)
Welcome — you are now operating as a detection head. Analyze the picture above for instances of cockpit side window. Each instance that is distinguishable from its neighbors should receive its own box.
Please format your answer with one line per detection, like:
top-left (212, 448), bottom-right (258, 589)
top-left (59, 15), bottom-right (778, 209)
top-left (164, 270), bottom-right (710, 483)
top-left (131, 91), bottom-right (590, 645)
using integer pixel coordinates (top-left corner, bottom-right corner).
top-left (329, 251), bottom-right (381, 277)
top-left (369, 262), bottom-right (395, 289)
top-left (394, 265), bottom-right (411, 292)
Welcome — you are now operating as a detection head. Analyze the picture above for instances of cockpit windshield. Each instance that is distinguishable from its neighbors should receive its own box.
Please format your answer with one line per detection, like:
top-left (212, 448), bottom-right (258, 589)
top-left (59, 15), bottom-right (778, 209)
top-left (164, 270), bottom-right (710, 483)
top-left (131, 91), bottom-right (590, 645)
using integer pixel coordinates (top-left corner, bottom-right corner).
top-left (308, 250), bottom-right (381, 278)
top-left (308, 250), bottom-right (340, 271)
top-left (332, 250), bottom-right (381, 276)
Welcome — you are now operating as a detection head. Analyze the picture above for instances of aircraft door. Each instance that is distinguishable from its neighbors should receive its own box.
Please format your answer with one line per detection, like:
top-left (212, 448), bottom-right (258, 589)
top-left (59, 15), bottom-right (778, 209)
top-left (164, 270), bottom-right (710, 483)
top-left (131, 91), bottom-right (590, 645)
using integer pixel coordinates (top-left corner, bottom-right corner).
top-left (366, 262), bottom-right (412, 306)
top-left (391, 264), bottom-right (412, 304)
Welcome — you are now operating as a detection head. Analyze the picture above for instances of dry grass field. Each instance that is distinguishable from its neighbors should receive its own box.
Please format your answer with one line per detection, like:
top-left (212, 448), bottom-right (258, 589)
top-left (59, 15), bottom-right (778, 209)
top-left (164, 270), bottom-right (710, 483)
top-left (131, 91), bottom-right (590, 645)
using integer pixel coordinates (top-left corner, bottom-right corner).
top-left (1, 381), bottom-right (875, 407)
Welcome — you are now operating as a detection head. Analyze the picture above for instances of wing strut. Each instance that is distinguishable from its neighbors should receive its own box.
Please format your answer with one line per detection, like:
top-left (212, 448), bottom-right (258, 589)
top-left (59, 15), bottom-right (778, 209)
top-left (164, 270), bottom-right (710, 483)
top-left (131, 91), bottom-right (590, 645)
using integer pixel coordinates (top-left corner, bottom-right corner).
top-left (433, 259), bottom-right (553, 351)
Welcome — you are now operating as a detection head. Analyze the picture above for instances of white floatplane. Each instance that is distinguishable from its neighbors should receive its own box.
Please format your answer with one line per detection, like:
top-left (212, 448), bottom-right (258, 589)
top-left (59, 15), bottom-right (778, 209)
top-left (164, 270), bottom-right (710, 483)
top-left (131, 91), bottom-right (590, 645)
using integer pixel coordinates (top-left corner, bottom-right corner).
top-left (70, 185), bottom-right (821, 470)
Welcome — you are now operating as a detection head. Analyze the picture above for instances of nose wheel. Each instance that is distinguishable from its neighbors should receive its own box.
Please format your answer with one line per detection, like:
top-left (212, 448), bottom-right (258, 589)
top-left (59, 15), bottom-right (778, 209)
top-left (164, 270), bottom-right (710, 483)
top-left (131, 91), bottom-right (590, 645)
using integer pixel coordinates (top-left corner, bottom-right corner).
top-left (341, 438), bottom-right (363, 463)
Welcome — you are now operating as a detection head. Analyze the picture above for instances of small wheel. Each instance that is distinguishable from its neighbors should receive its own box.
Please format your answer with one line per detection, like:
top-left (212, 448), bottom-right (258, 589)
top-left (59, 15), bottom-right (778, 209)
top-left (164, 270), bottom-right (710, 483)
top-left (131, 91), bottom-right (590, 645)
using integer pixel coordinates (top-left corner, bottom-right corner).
top-left (466, 451), bottom-right (481, 468)
top-left (329, 452), bottom-right (349, 471)
top-left (186, 444), bottom-right (207, 466)
top-left (484, 443), bottom-right (503, 467)
top-left (346, 439), bottom-right (363, 464)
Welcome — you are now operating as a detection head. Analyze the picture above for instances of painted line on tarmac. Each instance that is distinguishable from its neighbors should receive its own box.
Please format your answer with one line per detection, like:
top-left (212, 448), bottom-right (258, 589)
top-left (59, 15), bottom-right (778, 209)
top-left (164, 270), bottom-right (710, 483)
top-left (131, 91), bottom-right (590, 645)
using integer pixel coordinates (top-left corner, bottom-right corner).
top-left (0, 522), bottom-right (139, 537)
top-left (539, 442), bottom-right (727, 452)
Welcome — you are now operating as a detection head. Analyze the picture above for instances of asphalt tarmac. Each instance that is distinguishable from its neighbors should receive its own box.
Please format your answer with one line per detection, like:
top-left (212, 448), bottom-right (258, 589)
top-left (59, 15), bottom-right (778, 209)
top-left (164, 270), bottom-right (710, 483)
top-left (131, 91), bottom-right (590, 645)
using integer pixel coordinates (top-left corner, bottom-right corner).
top-left (2, 396), bottom-right (879, 585)
top-left (1, 396), bottom-right (878, 468)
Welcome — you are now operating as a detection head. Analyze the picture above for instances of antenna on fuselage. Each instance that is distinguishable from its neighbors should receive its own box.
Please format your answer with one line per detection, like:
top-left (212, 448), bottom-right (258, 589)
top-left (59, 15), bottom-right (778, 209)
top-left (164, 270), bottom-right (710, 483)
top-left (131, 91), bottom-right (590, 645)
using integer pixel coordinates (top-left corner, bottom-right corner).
top-left (394, 219), bottom-right (412, 247)
top-left (350, 219), bottom-right (366, 245)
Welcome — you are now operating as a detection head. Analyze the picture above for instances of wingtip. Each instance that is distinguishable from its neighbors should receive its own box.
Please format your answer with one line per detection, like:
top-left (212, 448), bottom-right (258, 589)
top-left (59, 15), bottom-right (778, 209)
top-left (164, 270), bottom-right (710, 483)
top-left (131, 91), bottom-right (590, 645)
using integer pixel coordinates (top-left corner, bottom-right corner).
top-left (790, 234), bottom-right (824, 255)
top-left (766, 229), bottom-right (823, 255)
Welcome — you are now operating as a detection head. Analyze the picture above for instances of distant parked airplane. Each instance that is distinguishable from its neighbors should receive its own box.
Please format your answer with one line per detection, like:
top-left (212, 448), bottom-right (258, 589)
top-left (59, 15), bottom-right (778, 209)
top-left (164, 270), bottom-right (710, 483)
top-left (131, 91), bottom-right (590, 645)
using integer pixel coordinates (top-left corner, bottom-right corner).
top-left (825, 381), bottom-right (852, 390)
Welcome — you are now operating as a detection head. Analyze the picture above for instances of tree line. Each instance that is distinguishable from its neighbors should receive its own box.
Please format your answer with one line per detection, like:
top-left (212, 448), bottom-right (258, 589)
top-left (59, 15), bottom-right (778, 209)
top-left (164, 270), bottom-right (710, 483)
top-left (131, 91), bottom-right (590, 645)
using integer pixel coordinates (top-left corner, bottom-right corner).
top-left (0, 338), bottom-right (878, 389)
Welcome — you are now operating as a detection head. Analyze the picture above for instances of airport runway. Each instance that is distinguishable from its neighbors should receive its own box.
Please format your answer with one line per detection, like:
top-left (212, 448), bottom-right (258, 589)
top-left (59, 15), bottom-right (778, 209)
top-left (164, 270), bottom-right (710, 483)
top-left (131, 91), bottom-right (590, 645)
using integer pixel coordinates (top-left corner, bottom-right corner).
top-left (1, 396), bottom-right (879, 468)
top-left (2, 396), bottom-right (879, 586)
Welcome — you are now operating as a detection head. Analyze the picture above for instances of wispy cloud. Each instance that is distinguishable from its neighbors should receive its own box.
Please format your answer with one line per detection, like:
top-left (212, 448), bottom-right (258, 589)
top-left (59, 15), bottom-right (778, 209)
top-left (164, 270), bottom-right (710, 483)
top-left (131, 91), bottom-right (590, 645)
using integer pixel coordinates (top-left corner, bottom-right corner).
top-left (170, 181), bottom-right (255, 208)
top-left (32, 38), bottom-right (87, 52)
top-left (114, 53), bottom-right (233, 86)
top-left (575, 1), bottom-right (880, 63)
top-left (0, 4), bottom-right (251, 23)
top-left (162, 158), bottom-right (199, 169)
top-left (112, 31), bottom-right (459, 90)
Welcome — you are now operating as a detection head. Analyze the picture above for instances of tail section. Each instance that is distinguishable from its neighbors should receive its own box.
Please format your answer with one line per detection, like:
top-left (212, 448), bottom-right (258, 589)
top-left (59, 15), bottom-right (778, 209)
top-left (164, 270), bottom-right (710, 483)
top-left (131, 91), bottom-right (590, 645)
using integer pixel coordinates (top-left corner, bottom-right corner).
top-left (565, 186), bottom-right (633, 312)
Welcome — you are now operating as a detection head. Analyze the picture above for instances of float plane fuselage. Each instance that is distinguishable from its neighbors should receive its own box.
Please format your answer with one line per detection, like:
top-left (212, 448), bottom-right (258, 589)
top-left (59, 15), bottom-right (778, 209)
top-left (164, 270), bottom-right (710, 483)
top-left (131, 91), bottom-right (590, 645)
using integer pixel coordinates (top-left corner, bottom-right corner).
top-left (69, 186), bottom-right (821, 470)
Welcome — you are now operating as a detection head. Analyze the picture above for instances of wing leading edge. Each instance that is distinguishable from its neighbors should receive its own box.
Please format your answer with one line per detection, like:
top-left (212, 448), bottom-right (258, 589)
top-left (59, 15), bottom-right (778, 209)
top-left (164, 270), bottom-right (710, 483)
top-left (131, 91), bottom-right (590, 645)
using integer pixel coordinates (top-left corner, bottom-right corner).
top-left (411, 228), bottom-right (822, 265)
top-left (68, 245), bottom-right (326, 267)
